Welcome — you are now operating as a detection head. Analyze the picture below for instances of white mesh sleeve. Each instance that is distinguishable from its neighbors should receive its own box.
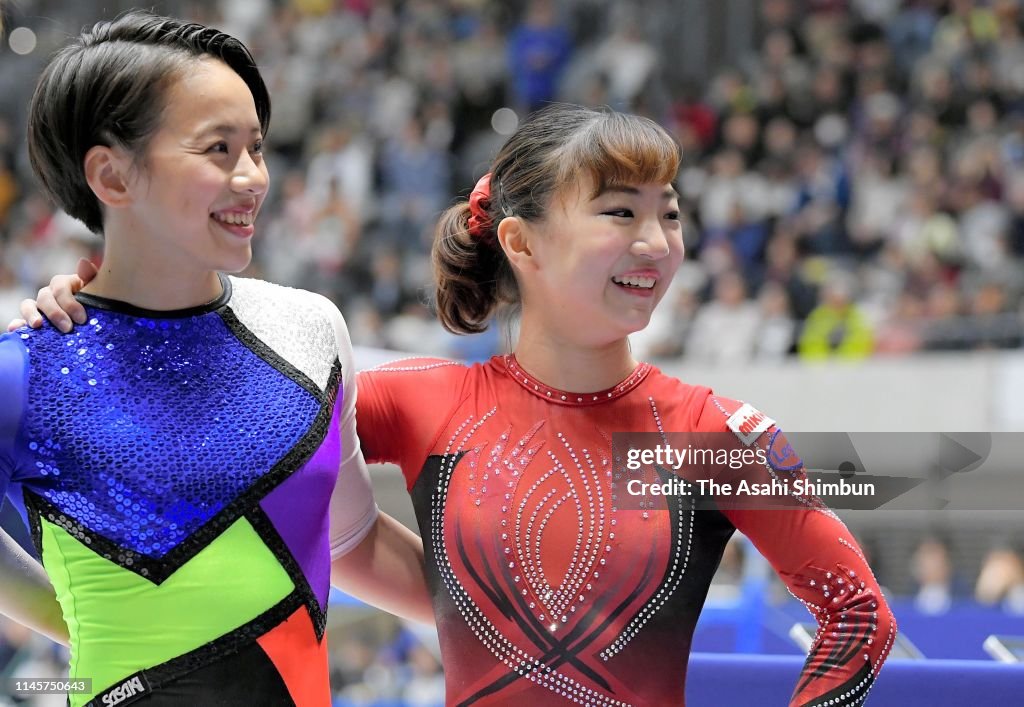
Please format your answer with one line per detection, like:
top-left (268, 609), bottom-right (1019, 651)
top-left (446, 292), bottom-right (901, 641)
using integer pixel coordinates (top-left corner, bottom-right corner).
top-left (313, 294), bottom-right (380, 557)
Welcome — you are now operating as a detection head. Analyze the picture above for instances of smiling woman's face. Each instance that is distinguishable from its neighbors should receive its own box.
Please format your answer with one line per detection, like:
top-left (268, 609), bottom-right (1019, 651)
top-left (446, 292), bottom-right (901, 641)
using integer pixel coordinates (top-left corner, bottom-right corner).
top-left (123, 58), bottom-right (269, 274)
top-left (517, 176), bottom-right (684, 346)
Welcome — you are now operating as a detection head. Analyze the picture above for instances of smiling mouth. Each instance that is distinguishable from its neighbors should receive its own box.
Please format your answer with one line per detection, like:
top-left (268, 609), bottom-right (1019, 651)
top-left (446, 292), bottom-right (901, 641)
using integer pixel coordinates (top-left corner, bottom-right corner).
top-left (211, 212), bottom-right (255, 226)
top-left (611, 275), bottom-right (656, 290)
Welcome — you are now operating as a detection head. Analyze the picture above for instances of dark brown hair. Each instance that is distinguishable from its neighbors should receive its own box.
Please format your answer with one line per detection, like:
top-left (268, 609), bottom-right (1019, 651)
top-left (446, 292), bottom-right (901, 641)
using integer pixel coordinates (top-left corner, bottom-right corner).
top-left (432, 103), bottom-right (681, 334)
top-left (28, 11), bottom-right (270, 234)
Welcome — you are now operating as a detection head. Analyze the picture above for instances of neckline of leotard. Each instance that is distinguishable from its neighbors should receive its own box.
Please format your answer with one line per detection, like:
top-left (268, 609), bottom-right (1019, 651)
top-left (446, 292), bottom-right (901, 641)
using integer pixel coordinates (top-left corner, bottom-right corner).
top-left (73, 273), bottom-right (232, 319)
top-left (501, 353), bottom-right (652, 406)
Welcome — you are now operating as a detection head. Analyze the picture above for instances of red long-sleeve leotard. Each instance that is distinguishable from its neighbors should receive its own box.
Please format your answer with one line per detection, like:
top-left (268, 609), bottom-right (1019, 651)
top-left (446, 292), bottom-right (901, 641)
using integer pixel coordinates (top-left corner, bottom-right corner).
top-left (357, 355), bottom-right (895, 706)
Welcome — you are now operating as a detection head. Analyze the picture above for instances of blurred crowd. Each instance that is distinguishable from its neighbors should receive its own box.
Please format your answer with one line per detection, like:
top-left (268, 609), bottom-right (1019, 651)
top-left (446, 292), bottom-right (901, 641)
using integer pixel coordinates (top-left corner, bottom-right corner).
top-left (724, 530), bottom-right (1024, 615)
top-left (660, 0), bottom-right (1024, 363)
top-left (910, 534), bottom-right (1024, 614)
top-left (3, 0), bottom-right (1024, 365)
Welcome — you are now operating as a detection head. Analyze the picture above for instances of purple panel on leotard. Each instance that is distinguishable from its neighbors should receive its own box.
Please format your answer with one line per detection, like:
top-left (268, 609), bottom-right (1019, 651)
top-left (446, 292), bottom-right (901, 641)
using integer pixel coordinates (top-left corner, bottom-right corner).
top-left (0, 335), bottom-right (29, 481)
top-left (259, 389), bottom-right (343, 612)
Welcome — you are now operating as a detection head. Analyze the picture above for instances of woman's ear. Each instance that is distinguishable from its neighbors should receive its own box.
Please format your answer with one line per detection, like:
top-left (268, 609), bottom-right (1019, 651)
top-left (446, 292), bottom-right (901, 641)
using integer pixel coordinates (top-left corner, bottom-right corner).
top-left (497, 216), bottom-right (537, 274)
top-left (83, 145), bottom-right (135, 209)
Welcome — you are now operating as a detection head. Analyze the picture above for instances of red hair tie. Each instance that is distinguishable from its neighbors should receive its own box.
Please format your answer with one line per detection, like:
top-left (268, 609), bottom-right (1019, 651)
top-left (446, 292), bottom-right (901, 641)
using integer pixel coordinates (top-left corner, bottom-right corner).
top-left (467, 172), bottom-right (494, 239)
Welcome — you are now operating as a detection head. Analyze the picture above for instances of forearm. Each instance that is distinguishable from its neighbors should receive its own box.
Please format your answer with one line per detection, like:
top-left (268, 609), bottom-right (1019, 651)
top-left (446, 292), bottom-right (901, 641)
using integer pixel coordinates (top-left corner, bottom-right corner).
top-left (729, 506), bottom-right (896, 706)
top-left (786, 555), bottom-right (895, 706)
top-left (0, 529), bottom-right (68, 645)
top-left (331, 512), bottom-right (435, 626)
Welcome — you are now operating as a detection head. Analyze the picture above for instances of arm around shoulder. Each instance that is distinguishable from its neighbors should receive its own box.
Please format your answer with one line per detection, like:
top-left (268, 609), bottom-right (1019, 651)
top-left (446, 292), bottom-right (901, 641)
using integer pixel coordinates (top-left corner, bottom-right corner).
top-left (330, 512), bottom-right (434, 626)
top-left (313, 298), bottom-right (435, 625)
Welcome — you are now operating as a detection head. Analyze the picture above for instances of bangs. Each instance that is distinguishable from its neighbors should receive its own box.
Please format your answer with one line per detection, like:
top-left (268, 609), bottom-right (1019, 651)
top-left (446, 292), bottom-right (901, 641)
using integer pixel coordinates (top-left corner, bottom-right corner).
top-left (553, 111), bottom-right (681, 197)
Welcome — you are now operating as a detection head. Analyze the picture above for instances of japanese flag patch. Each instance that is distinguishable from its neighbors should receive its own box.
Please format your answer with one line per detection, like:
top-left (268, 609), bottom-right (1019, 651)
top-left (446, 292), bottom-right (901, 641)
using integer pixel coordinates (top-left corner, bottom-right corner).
top-left (726, 403), bottom-right (776, 446)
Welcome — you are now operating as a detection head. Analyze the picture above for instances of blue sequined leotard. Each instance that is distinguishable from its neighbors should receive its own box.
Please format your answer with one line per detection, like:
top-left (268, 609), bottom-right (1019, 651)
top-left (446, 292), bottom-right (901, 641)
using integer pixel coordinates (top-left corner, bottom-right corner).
top-left (0, 275), bottom-right (376, 706)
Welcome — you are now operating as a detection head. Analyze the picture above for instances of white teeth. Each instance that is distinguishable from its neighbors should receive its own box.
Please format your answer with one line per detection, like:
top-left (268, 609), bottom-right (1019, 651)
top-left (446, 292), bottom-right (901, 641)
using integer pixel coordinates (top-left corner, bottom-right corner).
top-left (612, 275), bottom-right (656, 289)
top-left (213, 212), bottom-right (254, 226)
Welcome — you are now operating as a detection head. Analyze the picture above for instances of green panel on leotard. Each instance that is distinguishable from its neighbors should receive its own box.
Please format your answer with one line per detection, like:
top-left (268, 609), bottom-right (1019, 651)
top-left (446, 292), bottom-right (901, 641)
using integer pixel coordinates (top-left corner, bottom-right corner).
top-left (39, 516), bottom-right (294, 707)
